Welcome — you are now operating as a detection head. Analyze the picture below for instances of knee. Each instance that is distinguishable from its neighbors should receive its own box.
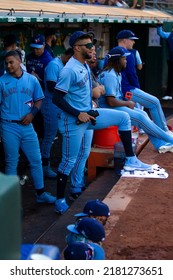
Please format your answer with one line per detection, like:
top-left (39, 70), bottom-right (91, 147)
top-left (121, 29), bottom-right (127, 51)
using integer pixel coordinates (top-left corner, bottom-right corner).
top-left (151, 96), bottom-right (160, 107)
top-left (120, 112), bottom-right (131, 130)
top-left (123, 112), bottom-right (131, 125)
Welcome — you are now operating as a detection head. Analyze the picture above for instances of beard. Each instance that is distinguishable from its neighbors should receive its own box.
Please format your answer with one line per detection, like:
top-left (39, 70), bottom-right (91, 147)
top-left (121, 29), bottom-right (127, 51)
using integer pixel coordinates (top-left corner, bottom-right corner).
top-left (83, 53), bottom-right (92, 60)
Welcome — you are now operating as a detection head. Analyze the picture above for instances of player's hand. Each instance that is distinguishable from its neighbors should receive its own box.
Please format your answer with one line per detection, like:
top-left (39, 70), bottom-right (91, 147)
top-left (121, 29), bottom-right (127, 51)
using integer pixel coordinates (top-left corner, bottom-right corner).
top-left (21, 113), bottom-right (34, 125)
top-left (126, 100), bottom-right (136, 109)
top-left (78, 112), bottom-right (95, 123)
top-left (99, 84), bottom-right (105, 95)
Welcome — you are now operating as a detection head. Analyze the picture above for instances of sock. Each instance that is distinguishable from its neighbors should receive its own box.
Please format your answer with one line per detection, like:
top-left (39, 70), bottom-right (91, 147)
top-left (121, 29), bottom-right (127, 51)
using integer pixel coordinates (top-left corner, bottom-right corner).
top-left (56, 171), bottom-right (68, 199)
top-left (119, 130), bottom-right (134, 157)
top-left (36, 188), bottom-right (45, 196)
top-left (42, 158), bottom-right (49, 166)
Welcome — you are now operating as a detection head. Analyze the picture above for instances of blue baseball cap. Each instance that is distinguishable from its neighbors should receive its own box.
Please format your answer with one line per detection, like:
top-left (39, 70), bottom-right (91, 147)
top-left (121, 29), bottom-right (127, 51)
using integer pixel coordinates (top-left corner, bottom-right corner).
top-left (67, 217), bottom-right (105, 243)
top-left (63, 241), bottom-right (105, 260)
top-left (103, 46), bottom-right (130, 67)
top-left (75, 199), bottom-right (110, 218)
top-left (30, 34), bottom-right (45, 48)
top-left (116, 30), bottom-right (139, 40)
top-left (69, 31), bottom-right (93, 47)
top-left (108, 46), bottom-right (131, 58)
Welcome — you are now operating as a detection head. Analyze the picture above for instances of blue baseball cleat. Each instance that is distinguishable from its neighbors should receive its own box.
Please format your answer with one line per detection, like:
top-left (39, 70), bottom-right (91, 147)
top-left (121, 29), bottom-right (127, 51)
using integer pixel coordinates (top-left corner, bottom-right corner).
top-left (55, 198), bottom-right (69, 214)
top-left (36, 192), bottom-right (56, 204)
top-left (124, 156), bottom-right (152, 171)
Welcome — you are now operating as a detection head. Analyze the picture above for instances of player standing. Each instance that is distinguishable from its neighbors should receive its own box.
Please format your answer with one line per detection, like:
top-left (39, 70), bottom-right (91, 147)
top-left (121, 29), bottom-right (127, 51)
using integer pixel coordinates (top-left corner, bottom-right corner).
top-left (0, 50), bottom-right (56, 204)
top-left (52, 31), bottom-right (152, 214)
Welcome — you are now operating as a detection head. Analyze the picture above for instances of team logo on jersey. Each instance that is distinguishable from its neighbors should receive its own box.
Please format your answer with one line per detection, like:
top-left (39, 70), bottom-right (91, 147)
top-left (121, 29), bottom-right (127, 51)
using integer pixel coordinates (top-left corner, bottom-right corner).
top-left (24, 99), bottom-right (34, 107)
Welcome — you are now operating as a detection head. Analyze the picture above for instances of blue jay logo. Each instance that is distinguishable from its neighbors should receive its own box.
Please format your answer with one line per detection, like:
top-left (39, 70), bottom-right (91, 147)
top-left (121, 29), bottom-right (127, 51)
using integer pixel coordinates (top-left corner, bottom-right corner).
top-left (24, 99), bottom-right (34, 107)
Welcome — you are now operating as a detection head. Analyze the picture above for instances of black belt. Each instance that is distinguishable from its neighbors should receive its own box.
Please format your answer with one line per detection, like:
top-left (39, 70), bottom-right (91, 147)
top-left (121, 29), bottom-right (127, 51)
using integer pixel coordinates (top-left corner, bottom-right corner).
top-left (2, 119), bottom-right (22, 124)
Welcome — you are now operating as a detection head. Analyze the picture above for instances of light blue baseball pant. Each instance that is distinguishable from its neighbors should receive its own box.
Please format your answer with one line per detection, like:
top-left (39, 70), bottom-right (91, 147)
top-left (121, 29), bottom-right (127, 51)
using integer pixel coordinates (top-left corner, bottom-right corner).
top-left (70, 130), bottom-right (93, 193)
top-left (113, 106), bottom-right (173, 150)
top-left (41, 98), bottom-right (59, 159)
top-left (57, 108), bottom-right (130, 176)
top-left (130, 88), bottom-right (168, 131)
top-left (1, 121), bottom-right (44, 190)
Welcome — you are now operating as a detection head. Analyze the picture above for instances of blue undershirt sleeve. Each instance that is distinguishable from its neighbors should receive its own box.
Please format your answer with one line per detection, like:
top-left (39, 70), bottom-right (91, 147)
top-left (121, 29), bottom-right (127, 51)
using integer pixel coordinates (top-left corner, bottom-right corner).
top-left (52, 88), bottom-right (80, 117)
top-left (46, 81), bottom-right (56, 93)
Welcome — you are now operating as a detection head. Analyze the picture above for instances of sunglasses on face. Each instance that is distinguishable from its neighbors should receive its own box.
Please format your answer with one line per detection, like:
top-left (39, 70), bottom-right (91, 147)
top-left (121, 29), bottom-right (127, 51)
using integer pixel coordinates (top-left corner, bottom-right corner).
top-left (75, 42), bottom-right (94, 49)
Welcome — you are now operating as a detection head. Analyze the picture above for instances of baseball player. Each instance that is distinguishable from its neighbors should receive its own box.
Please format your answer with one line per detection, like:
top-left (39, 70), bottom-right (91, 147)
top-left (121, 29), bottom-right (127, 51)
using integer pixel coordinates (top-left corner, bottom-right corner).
top-left (0, 50), bottom-right (56, 204)
top-left (98, 46), bottom-right (173, 153)
top-left (52, 31), bottom-right (152, 214)
top-left (69, 43), bottom-right (105, 199)
top-left (41, 48), bottom-right (74, 178)
top-left (26, 34), bottom-right (53, 140)
top-left (26, 34), bottom-right (52, 90)
top-left (116, 30), bottom-right (171, 135)
top-left (44, 28), bottom-right (58, 58)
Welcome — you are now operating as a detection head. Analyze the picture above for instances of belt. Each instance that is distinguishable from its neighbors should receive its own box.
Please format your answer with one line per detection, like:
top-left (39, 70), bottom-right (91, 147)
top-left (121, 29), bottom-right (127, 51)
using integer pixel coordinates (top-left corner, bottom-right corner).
top-left (2, 119), bottom-right (22, 124)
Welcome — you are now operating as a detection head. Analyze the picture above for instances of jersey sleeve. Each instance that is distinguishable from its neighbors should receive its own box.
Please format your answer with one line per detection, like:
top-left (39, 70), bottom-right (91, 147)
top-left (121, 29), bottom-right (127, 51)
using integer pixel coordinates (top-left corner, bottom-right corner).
top-left (99, 72), bottom-right (117, 98)
top-left (157, 26), bottom-right (170, 39)
top-left (45, 60), bottom-right (61, 83)
top-left (55, 67), bottom-right (75, 93)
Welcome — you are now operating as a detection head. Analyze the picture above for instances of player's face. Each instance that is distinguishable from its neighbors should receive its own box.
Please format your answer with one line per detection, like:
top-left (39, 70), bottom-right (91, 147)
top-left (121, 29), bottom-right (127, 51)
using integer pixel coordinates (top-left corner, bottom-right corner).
top-left (51, 35), bottom-right (57, 48)
top-left (87, 46), bottom-right (96, 64)
top-left (125, 38), bottom-right (135, 50)
top-left (32, 46), bottom-right (45, 56)
top-left (75, 39), bottom-right (93, 59)
top-left (119, 56), bottom-right (127, 70)
top-left (5, 56), bottom-right (21, 75)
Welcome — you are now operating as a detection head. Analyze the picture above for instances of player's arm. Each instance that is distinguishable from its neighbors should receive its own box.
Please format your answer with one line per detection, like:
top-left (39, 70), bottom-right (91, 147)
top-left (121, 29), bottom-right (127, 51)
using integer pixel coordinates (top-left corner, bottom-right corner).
top-left (135, 50), bottom-right (143, 71)
top-left (46, 81), bottom-right (56, 93)
top-left (157, 26), bottom-right (170, 39)
top-left (106, 96), bottom-right (135, 109)
top-left (21, 99), bottom-right (42, 125)
top-left (53, 89), bottom-right (95, 123)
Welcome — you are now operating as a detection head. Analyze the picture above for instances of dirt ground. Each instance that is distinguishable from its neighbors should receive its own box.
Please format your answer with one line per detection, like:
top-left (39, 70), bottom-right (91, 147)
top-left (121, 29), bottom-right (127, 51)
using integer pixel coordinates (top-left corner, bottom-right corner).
top-left (103, 132), bottom-right (173, 260)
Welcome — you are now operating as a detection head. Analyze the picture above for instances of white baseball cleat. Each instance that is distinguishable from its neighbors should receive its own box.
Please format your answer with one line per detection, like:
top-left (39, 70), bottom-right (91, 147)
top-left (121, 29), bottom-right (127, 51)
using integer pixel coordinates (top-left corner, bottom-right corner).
top-left (158, 143), bottom-right (173, 153)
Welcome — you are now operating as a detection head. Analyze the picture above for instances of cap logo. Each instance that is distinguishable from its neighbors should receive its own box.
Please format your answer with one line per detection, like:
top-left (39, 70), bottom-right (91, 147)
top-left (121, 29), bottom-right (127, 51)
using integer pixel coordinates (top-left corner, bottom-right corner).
top-left (35, 39), bottom-right (41, 43)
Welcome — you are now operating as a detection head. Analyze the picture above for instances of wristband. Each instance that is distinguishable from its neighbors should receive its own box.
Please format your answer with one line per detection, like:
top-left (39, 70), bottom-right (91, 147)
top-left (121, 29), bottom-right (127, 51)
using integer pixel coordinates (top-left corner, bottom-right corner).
top-left (31, 106), bottom-right (39, 117)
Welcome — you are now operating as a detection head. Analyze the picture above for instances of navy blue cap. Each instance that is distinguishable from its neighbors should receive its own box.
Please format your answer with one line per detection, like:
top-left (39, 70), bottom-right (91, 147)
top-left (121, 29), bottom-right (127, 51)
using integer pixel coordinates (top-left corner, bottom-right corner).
top-left (64, 241), bottom-right (105, 260)
top-left (116, 30), bottom-right (139, 40)
top-left (67, 217), bottom-right (105, 243)
top-left (75, 199), bottom-right (110, 218)
top-left (107, 46), bottom-right (131, 59)
top-left (69, 31), bottom-right (92, 47)
top-left (30, 34), bottom-right (45, 49)
top-left (87, 31), bottom-right (97, 45)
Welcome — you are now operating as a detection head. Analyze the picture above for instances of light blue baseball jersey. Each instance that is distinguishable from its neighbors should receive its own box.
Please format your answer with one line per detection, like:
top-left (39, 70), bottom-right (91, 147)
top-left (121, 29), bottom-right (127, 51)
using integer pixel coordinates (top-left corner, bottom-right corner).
top-left (0, 71), bottom-right (44, 120)
top-left (98, 69), bottom-right (122, 108)
top-left (55, 56), bottom-right (92, 112)
top-left (44, 57), bottom-right (64, 99)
